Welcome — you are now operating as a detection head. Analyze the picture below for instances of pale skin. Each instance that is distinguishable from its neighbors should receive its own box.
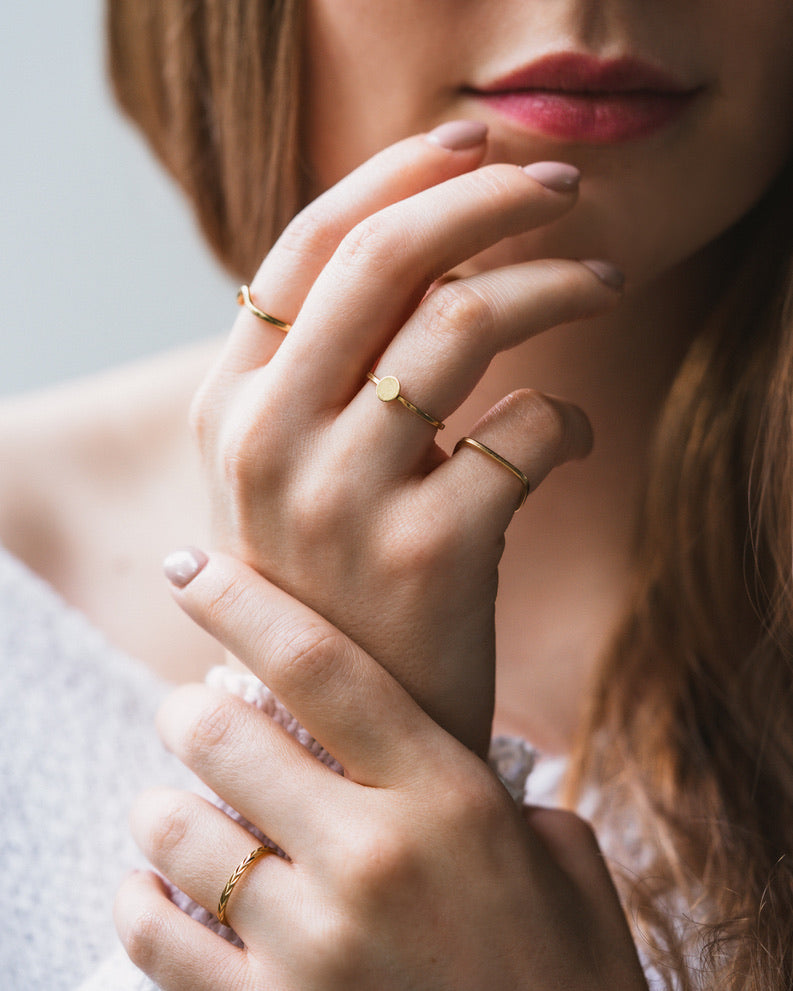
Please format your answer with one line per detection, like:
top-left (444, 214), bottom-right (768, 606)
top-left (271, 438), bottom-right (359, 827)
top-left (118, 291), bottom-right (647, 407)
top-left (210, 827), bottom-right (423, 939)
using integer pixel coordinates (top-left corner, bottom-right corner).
top-left (3, 0), bottom-right (793, 985)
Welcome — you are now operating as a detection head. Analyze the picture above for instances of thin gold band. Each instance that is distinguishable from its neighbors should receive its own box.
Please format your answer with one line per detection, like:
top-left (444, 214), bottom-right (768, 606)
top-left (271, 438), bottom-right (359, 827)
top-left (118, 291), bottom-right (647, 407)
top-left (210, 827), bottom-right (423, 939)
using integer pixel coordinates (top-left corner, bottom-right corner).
top-left (366, 372), bottom-right (445, 430)
top-left (236, 285), bottom-right (291, 332)
top-left (217, 846), bottom-right (276, 927)
top-left (453, 436), bottom-right (530, 510)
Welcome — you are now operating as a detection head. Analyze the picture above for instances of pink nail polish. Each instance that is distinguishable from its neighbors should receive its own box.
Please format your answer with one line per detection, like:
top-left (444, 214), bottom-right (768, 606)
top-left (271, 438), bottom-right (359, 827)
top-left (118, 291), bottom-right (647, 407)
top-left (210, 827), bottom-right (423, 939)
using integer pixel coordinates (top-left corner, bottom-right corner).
top-left (581, 259), bottom-right (625, 291)
top-left (426, 120), bottom-right (488, 151)
top-left (522, 161), bottom-right (581, 192)
top-left (163, 547), bottom-right (209, 588)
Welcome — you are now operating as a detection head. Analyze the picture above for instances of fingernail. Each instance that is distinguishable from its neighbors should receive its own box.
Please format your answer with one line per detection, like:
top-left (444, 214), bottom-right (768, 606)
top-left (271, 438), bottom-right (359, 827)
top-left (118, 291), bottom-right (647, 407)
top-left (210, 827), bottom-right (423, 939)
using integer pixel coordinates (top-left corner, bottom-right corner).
top-left (522, 161), bottom-right (581, 192)
top-left (426, 120), bottom-right (488, 151)
top-left (163, 547), bottom-right (209, 588)
top-left (581, 259), bottom-right (625, 291)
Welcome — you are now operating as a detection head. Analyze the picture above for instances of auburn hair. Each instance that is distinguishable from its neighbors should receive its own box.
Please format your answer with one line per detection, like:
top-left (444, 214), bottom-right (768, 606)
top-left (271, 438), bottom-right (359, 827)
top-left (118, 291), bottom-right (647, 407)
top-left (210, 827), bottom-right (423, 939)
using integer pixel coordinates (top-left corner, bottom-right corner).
top-left (107, 0), bottom-right (307, 279)
top-left (107, 3), bottom-right (793, 986)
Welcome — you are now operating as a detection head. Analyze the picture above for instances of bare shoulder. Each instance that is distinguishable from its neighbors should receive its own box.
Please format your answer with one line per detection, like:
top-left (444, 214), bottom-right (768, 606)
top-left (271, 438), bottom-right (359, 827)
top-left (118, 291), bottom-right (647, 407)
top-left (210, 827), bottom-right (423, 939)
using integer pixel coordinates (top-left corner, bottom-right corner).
top-left (0, 339), bottom-right (225, 678)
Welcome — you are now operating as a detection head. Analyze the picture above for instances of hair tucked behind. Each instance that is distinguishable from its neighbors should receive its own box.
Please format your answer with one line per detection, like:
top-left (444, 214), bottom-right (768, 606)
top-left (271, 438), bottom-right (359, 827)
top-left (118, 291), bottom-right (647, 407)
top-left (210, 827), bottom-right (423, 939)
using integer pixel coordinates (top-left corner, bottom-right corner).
top-left (107, 0), bottom-right (306, 279)
top-left (105, 4), bottom-right (793, 984)
top-left (568, 169), bottom-right (793, 989)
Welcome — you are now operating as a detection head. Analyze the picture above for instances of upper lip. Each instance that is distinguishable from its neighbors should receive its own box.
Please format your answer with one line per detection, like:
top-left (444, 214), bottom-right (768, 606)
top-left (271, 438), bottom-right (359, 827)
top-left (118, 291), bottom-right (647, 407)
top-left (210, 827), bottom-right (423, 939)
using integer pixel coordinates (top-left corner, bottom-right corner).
top-left (472, 53), bottom-right (696, 96)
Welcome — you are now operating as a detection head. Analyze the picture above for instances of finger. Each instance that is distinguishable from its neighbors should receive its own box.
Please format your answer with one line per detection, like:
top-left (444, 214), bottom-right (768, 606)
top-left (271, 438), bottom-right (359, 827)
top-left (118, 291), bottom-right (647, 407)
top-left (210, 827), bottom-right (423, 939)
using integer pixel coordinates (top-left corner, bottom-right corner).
top-left (129, 787), bottom-right (291, 940)
top-left (153, 687), bottom-right (350, 861)
top-left (522, 806), bottom-right (645, 959)
top-left (221, 125), bottom-right (489, 374)
top-left (271, 160), bottom-right (580, 409)
top-left (347, 258), bottom-right (620, 462)
top-left (115, 870), bottom-right (250, 991)
top-left (429, 388), bottom-right (593, 526)
top-left (162, 550), bottom-right (433, 788)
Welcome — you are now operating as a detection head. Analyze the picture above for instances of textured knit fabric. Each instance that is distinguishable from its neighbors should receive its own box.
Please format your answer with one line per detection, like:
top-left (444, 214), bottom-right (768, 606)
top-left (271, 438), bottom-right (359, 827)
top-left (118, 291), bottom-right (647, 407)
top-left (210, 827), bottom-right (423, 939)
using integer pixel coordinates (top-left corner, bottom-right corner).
top-left (0, 546), bottom-right (194, 990)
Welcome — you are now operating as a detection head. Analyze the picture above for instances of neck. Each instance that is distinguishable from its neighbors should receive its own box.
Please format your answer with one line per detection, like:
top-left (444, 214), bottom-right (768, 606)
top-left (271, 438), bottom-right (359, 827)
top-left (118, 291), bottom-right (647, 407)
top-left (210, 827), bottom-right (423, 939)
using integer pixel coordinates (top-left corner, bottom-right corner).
top-left (448, 248), bottom-right (729, 752)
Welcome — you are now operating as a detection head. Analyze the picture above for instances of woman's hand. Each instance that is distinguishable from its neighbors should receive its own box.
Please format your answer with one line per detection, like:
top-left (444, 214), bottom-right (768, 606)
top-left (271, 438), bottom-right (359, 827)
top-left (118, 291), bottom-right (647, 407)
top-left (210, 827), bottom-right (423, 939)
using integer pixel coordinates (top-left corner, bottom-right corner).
top-left (191, 124), bottom-right (622, 755)
top-left (115, 552), bottom-right (647, 991)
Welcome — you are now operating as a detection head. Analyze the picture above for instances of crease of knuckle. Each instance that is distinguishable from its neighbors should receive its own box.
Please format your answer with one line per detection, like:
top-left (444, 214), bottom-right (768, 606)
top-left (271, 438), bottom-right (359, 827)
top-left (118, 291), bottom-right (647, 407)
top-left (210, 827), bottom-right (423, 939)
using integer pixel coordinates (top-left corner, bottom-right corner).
top-left (422, 281), bottom-right (495, 356)
top-left (337, 215), bottom-right (410, 278)
top-left (181, 693), bottom-right (242, 762)
top-left (513, 389), bottom-right (568, 454)
top-left (275, 201), bottom-right (342, 265)
top-left (121, 906), bottom-right (168, 972)
top-left (143, 796), bottom-right (194, 860)
top-left (268, 618), bottom-right (349, 697)
top-left (463, 163), bottom-right (520, 201)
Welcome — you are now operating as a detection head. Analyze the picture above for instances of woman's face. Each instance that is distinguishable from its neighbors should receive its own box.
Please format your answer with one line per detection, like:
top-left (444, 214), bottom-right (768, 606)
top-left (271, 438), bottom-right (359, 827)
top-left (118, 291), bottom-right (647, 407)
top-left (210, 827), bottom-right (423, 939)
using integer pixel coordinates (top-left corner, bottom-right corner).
top-left (304, 0), bottom-right (793, 285)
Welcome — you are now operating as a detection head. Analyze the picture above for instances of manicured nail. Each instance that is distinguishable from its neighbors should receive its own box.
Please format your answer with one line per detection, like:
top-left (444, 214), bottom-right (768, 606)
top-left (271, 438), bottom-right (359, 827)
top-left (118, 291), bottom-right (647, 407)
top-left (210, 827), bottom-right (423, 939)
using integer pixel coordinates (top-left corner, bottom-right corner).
top-left (522, 161), bottom-right (581, 192)
top-left (426, 120), bottom-right (488, 151)
top-left (163, 547), bottom-right (209, 588)
top-left (581, 259), bottom-right (625, 291)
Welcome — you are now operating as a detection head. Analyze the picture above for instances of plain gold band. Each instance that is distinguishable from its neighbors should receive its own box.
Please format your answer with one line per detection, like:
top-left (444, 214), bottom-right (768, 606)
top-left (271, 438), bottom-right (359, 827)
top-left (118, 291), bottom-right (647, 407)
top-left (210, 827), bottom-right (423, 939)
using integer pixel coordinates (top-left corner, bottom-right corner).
top-left (366, 372), bottom-right (445, 430)
top-left (236, 285), bottom-right (291, 332)
top-left (217, 846), bottom-right (277, 927)
top-left (453, 436), bottom-right (530, 510)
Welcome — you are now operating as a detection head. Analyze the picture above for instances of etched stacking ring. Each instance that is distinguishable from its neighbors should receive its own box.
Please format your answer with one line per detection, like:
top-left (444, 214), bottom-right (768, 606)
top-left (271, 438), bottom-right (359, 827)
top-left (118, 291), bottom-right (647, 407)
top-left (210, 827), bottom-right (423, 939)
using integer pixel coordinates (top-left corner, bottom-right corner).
top-left (217, 846), bottom-right (278, 927)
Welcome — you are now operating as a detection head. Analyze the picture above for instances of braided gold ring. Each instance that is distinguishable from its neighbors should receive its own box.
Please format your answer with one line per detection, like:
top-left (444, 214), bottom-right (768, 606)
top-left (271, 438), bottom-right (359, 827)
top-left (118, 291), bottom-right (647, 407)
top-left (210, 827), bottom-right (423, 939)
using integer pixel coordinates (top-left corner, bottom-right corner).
top-left (217, 846), bottom-right (277, 927)
top-left (366, 372), bottom-right (445, 430)
top-left (236, 285), bottom-right (291, 331)
top-left (453, 436), bottom-right (530, 511)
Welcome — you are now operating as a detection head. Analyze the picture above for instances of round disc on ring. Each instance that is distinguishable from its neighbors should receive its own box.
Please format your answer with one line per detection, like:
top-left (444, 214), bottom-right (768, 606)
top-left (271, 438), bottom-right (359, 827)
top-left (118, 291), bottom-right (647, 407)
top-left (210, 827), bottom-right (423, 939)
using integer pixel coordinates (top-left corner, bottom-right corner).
top-left (376, 376), bottom-right (401, 402)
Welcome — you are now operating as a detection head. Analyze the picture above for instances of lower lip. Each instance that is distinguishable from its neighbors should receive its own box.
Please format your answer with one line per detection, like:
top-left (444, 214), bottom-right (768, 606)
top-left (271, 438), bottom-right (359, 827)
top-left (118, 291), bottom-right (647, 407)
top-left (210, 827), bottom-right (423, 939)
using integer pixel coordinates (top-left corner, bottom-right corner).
top-left (475, 90), bottom-right (696, 143)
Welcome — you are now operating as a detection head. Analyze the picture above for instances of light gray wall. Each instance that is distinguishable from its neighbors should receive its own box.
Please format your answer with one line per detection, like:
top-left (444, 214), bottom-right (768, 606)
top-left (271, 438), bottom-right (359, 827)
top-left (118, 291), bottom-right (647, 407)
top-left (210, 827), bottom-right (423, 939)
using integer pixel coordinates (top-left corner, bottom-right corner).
top-left (1, 2), bottom-right (235, 396)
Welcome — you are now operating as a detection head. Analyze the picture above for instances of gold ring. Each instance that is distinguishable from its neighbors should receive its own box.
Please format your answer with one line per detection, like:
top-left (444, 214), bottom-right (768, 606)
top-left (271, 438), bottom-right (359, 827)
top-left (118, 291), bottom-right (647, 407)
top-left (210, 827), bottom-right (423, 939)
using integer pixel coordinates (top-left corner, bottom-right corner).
top-left (217, 846), bottom-right (277, 927)
top-left (453, 437), bottom-right (530, 510)
top-left (366, 372), bottom-right (445, 430)
top-left (236, 285), bottom-right (291, 332)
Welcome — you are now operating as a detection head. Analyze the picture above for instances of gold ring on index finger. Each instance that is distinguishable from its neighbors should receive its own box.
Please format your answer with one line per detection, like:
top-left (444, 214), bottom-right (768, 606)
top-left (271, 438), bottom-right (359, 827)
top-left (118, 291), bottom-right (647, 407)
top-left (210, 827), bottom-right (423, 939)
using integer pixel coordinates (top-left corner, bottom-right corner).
top-left (236, 285), bottom-right (292, 332)
top-left (367, 372), bottom-right (445, 430)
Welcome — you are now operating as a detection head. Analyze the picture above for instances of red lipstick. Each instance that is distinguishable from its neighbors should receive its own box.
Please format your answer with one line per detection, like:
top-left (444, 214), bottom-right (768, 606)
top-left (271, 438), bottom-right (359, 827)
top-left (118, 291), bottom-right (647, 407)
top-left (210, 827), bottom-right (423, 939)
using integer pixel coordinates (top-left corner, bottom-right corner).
top-left (469, 53), bottom-right (700, 143)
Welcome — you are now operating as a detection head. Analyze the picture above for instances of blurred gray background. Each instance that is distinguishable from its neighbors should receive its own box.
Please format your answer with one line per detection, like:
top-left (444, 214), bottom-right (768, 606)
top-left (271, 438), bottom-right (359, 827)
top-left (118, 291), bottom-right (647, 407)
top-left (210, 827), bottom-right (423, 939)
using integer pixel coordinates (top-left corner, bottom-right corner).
top-left (1, 3), bottom-right (235, 396)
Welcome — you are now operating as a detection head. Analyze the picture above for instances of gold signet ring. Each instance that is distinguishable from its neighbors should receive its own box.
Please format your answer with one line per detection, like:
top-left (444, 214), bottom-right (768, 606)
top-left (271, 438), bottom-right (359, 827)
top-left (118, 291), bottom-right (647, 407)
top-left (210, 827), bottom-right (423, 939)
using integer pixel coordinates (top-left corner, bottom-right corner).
top-left (366, 372), bottom-right (445, 430)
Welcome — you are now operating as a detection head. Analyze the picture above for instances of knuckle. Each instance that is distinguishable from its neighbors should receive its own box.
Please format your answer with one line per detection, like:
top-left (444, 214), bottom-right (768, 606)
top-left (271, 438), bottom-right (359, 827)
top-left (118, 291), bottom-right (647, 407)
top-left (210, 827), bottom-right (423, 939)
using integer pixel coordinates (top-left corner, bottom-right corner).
top-left (142, 796), bottom-right (193, 860)
top-left (337, 213), bottom-right (408, 275)
top-left (422, 281), bottom-right (494, 354)
top-left (269, 618), bottom-right (349, 695)
top-left (515, 389), bottom-right (569, 451)
top-left (463, 162), bottom-right (520, 200)
top-left (275, 198), bottom-right (343, 264)
top-left (181, 692), bottom-right (241, 760)
top-left (440, 770), bottom-right (514, 835)
top-left (187, 381), bottom-right (212, 445)
top-left (120, 905), bottom-right (166, 972)
top-left (345, 827), bottom-right (418, 895)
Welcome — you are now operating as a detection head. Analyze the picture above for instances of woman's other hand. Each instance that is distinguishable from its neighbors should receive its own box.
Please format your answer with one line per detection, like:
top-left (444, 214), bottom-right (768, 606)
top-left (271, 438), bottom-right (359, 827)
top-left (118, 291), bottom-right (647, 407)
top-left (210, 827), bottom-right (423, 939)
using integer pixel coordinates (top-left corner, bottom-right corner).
top-left (116, 552), bottom-right (647, 991)
top-left (192, 124), bottom-right (622, 754)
